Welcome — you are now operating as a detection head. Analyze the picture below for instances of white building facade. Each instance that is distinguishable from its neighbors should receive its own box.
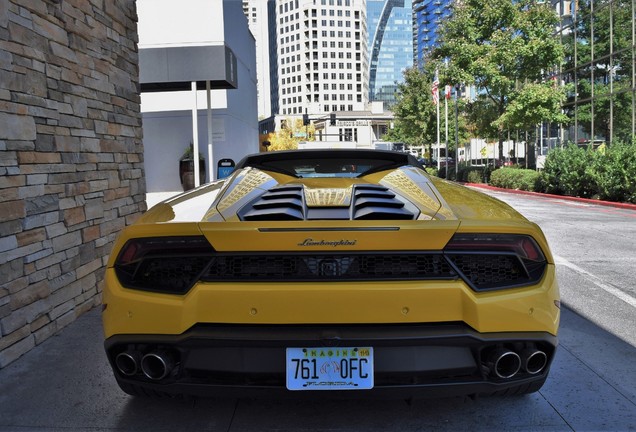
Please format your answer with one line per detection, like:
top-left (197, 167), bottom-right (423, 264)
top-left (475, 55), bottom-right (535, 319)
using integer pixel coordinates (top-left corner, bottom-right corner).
top-left (137, 0), bottom-right (260, 207)
top-left (243, 0), bottom-right (278, 119)
top-left (307, 102), bottom-right (395, 149)
top-left (277, 0), bottom-right (369, 118)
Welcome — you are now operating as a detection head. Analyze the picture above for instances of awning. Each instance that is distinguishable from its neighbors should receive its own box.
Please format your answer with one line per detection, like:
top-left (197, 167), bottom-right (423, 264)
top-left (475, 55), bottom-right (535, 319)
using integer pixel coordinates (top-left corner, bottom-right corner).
top-left (139, 45), bottom-right (238, 92)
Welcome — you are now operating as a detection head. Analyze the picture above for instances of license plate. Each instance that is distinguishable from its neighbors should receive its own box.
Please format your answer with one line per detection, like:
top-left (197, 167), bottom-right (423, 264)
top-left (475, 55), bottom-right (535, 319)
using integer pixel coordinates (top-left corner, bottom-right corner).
top-left (286, 347), bottom-right (374, 391)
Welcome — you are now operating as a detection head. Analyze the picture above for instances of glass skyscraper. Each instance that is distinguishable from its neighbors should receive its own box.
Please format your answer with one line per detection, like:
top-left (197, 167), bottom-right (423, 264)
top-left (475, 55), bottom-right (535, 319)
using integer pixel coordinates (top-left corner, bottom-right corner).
top-left (412, 0), bottom-right (453, 68)
top-left (367, 0), bottom-right (414, 107)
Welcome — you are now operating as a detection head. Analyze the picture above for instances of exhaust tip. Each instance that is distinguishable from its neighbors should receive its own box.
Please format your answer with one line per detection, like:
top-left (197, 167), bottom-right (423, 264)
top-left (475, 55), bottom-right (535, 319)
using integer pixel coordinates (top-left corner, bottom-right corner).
top-left (489, 349), bottom-right (521, 379)
top-left (141, 351), bottom-right (173, 380)
top-left (115, 351), bottom-right (140, 376)
top-left (523, 349), bottom-right (548, 374)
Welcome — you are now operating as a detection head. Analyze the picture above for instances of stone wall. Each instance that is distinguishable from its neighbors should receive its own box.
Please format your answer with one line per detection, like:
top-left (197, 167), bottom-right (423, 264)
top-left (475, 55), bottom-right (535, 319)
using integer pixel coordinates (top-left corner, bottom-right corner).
top-left (0, 0), bottom-right (145, 367)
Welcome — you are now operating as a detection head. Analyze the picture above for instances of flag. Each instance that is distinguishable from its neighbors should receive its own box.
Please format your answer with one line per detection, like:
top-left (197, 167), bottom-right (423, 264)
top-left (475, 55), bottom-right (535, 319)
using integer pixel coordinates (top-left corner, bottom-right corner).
top-left (431, 69), bottom-right (439, 106)
top-left (445, 85), bottom-right (452, 100)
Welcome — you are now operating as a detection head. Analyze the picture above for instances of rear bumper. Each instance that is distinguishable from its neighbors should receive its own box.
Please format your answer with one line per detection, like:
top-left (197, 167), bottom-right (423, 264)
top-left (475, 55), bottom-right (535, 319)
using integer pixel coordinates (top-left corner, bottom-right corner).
top-left (105, 323), bottom-right (557, 399)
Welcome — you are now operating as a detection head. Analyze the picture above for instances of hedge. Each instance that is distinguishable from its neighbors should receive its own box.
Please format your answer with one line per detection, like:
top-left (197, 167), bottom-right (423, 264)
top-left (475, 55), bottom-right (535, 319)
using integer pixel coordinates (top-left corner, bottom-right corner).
top-left (490, 167), bottom-right (541, 191)
top-left (430, 140), bottom-right (635, 204)
top-left (438, 165), bottom-right (494, 183)
top-left (537, 141), bottom-right (636, 203)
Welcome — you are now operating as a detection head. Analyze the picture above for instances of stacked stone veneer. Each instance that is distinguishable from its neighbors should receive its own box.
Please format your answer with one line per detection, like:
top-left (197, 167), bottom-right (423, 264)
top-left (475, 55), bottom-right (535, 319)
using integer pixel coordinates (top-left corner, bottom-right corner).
top-left (0, 0), bottom-right (145, 367)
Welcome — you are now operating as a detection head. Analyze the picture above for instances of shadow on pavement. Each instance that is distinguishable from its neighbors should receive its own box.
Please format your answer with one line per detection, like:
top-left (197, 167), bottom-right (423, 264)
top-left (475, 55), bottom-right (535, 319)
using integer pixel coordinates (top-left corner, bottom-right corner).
top-left (0, 305), bottom-right (635, 431)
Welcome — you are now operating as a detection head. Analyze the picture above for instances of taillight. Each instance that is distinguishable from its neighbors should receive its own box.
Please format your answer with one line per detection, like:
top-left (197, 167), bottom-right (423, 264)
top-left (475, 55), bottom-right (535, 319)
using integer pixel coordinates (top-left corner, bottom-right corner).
top-left (445, 234), bottom-right (546, 262)
top-left (114, 236), bottom-right (214, 294)
top-left (444, 234), bottom-right (547, 291)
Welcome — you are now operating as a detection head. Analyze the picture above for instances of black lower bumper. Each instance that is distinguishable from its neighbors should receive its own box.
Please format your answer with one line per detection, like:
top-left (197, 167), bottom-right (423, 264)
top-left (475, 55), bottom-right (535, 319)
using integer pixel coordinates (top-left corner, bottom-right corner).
top-left (104, 323), bottom-right (557, 399)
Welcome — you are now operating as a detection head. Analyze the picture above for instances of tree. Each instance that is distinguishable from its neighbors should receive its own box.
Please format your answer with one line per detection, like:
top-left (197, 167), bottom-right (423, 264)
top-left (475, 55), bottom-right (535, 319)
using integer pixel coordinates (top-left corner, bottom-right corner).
top-left (264, 118), bottom-right (315, 152)
top-left (431, 0), bottom-right (567, 161)
top-left (389, 67), bottom-right (437, 158)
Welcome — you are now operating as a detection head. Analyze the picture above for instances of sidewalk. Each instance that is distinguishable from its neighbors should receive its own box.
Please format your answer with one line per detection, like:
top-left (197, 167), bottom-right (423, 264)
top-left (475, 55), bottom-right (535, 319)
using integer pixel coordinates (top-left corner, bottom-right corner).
top-left (465, 183), bottom-right (636, 211)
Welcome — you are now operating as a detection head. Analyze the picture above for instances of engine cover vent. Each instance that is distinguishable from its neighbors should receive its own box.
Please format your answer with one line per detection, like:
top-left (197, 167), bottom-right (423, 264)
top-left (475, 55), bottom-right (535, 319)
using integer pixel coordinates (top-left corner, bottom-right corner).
top-left (237, 184), bottom-right (417, 221)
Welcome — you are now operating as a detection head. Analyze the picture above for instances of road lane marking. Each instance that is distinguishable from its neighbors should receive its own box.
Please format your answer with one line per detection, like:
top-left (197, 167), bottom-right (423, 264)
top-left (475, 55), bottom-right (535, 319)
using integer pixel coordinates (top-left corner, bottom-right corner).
top-left (555, 255), bottom-right (636, 308)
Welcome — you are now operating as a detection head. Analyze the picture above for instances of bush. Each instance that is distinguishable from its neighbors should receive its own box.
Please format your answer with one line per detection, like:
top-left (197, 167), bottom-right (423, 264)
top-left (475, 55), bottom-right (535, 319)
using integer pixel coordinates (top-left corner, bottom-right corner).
top-left (467, 169), bottom-right (484, 184)
top-left (536, 140), bottom-right (636, 203)
top-left (490, 167), bottom-right (540, 191)
top-left (435, 164), bottom-right (493, 183)
top-left (457, 165), bottom-right (488, 183)
top-left (540, 144), bottom-right (598, 198)
top-left (589, 141), bottom-right (636, 203)
top-left (425, 167), bottom-right (438, 177)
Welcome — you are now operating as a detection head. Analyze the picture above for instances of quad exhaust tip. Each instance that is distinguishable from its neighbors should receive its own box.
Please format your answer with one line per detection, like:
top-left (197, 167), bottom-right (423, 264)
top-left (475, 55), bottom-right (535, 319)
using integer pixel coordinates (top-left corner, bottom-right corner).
top-left (115, 351), bottom-right (140, 376)
top-left (489, 349), bottom-right (522, 379)
top-left (522, 349), bottom-right (548, 375)
top-left (141, 351), bottom-right (174, 381)
top-left (486, 347), bottom-right (548, 379)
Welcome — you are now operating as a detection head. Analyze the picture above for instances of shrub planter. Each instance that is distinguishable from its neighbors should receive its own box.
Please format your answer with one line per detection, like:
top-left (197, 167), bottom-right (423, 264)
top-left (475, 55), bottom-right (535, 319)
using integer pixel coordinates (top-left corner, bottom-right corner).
top-left (179, 158), bottom-right (206, 191)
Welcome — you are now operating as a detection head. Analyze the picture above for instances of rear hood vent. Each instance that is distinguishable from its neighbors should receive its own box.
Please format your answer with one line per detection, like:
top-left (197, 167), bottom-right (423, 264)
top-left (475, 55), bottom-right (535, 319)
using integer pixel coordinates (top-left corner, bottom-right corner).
top-left (238, 184), bottom-right (418, 221)
top-left (239, 185), bottom-right (305, 221)
top-left (352, 185), bottom-right (414, 220)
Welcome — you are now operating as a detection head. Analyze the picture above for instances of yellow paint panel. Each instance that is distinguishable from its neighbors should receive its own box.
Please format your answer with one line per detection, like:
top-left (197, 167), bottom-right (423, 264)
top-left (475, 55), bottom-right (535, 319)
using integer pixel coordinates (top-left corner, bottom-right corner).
top-left (102, 266), bottom-right (559, 338)
top-left (199, 220), bottom-right (460, 251)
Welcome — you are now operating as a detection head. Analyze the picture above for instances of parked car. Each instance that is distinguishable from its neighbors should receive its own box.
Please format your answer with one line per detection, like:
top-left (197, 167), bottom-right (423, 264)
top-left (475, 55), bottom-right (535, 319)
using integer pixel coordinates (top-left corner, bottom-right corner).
top-left (438, 156), bottom-right (456, 166)
top-left (418, 157), bottom-right (437, 168)
top-left (103, 149), bottom-right (559, 399)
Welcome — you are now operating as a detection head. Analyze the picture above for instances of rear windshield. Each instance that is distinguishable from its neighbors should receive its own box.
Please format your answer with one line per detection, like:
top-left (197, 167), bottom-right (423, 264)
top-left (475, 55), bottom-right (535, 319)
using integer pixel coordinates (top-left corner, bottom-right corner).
top-left (236, 150), bottom-right (421, 178)
top-left (258, 158), bottom-right (398, 178)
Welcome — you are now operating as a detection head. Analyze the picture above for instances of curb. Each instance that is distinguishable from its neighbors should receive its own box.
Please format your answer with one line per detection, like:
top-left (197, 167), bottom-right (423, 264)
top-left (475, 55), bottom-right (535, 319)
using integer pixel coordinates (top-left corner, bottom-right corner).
top-left (464, 183), bottom-right (636, 211)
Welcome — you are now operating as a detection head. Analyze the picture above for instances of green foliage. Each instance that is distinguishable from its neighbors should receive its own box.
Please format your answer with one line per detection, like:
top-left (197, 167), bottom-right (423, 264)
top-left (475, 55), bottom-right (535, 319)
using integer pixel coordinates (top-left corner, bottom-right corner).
top-left (391, 68), bottom-right (470, 154)
top-left (490, 167), bottom-right (540, 191)
top-left (455, 165), bottom-right (490, 183)
top-left (425, 167), bottom-right (438, 177)
top-left (436, 164), bottom-right (491, 183)
top-left (588, 142), bottom-right (636, 203)
top-left (180, 142), bottom-right (204, 161)
top-left (466, 169), bottom-right (485, 184)
top-left (391, 68), bottom-right (437, 147)
top-left (537, 141), bottom-right (636, 203)
top-left (540, 144), bottom-right (598, 198)
top-left (465, 99), bottom-right (500, 141)
top-left (430, 0), bottom-right (566, 157)
top-left (495, 82), bottom-right (570, 131)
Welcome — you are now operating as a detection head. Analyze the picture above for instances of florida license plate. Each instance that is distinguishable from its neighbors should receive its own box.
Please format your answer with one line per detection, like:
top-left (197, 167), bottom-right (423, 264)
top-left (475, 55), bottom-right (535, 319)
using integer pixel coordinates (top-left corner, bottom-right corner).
top-left (286, 347), bottom-right (374, 391)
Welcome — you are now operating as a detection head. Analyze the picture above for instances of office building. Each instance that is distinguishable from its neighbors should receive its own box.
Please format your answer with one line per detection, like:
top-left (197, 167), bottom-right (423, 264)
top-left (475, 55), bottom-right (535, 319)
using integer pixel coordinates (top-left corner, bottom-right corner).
top-left (412, 0), bottom-right (453, 67)
top-left (367, 0), bottom-right (414, 107)
top-left (243, 0), bottom-right (279, 119)
top-left (276, 0), bottom-right (369, 118)
top-left (553, 0), bottom-right (636, 145)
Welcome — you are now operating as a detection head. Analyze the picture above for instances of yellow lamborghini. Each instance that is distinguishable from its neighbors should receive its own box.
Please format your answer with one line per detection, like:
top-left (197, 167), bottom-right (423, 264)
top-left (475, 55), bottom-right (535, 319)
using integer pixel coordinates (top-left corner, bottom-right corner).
top-left (103, 149), bottom-right (559, 398)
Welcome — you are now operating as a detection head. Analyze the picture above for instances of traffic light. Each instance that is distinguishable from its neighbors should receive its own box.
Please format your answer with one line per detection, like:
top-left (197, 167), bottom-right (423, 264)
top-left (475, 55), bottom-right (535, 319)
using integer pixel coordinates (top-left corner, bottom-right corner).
top-left (330, 113), bottom-right (336, 126)
top-left (303, 113), bottom-right (310, 126)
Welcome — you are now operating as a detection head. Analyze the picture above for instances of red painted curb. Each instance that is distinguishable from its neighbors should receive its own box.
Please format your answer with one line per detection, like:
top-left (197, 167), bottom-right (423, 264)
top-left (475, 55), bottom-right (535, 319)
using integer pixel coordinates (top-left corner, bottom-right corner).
top-left (464, 183), bottom-right (636, 211)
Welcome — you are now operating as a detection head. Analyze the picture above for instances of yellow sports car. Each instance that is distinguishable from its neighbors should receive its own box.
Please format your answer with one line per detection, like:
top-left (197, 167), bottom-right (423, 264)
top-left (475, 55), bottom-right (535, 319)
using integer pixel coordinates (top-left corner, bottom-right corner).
top-left (103, 149), bottom-right (559, 398)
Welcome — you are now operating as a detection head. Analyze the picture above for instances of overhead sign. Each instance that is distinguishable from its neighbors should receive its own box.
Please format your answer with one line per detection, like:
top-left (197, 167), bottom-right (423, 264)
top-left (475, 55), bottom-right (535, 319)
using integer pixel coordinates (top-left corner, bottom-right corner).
top-left (336, 120), bottom-right (370, 127)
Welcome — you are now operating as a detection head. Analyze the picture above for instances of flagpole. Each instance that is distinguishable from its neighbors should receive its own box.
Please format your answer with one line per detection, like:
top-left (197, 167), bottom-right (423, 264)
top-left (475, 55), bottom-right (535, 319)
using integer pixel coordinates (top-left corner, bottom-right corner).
top-left (434, 69), bottom-right (440, 171)
top-left (444, 87), bottom-right (448, 178)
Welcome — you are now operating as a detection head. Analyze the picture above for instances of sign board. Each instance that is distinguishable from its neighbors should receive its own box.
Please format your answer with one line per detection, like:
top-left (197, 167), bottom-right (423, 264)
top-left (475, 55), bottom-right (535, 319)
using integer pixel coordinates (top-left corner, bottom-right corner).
top-left (217, 158), bottom-right (235, 179)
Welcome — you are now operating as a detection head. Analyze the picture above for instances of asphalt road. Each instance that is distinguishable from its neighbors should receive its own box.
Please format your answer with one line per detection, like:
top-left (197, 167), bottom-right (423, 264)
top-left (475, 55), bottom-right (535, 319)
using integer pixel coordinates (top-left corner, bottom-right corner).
top-left (0, 187), bottom-right (635, 432)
